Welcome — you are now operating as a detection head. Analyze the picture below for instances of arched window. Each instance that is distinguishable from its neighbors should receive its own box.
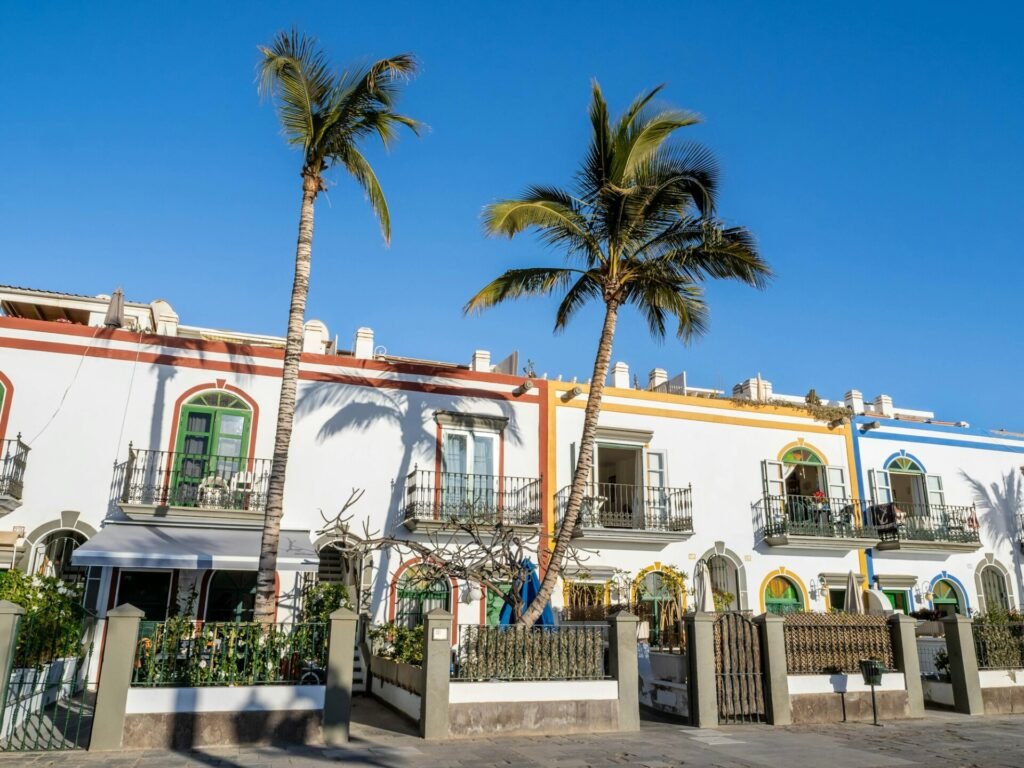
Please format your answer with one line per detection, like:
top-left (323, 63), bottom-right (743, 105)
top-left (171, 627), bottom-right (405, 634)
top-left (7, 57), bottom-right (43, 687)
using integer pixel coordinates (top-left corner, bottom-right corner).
top-left (172, 391), bottom-right (253, 507)
top-left (395, 566), bottom-right (450, 628)
top-left (205, 570), bottom-right (258, 622)
top-left (34, 531), bottom-right (88, 586)
top-left (764, 576), bottom-right (803, 615)
top-left (932, 579), bottom-right (962, 617)
top-left (781, 447), bottom-right (825, 498)
top-left (0, 377), bottom-right (6, 439)
top-left (708, 556), bottom-right (739, 611)
top-left (980, 567), bottom-right (1009, 612)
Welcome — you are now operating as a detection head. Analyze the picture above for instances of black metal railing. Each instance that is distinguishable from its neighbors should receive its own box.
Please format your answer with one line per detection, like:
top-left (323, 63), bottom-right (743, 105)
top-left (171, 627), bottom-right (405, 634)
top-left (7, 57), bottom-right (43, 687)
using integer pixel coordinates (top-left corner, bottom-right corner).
top-left (973, 621), bottom-right (1024, 670)
top-left (452, 624), bottom-right (607, 681)
top-left (403, 469), bottom-right (541, 525)
top-left (0, 435), bottom-right (29, 500)
top-left (763, 495), bottom-right (877, 540)
top-left (555, 482), bottom-right (693, 533)
top-left (872, 501), bottom-right (980, 545)
top-left (120, 446), bottom-right (271, 513)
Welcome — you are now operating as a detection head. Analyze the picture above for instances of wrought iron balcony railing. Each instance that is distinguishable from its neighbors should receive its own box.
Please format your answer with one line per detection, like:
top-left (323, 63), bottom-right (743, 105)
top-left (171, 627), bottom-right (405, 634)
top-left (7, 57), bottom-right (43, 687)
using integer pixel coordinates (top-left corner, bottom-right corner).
top-left (403, 469), bottom-right (541, 526)
top-left (555, 482), bottom-right (694, 533)
top-left (0, 435), bottom-right (30, 502)
top-left (120, 445), bottom-right (271, 514)
top-left (762, 495), bottom-right (878, 540)
top-left (872, 500), bottom-right (980, 545)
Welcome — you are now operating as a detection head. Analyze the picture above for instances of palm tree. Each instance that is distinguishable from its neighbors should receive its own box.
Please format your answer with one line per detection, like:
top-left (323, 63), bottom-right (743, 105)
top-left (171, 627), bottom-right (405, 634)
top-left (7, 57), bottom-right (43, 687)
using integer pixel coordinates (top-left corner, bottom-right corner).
top-left (466, 82), bottom-right (771, 626)
top-left (253, 31), bottom-right (419, 622)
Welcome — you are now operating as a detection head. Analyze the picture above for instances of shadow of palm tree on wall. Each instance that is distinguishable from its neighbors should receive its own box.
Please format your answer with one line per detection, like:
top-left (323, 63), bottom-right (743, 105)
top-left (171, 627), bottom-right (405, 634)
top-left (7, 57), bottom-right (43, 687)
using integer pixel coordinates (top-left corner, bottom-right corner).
top-left (960, 468), bottom-right (1024, 598)
top-left (295, 380), bottom-right (523, 619)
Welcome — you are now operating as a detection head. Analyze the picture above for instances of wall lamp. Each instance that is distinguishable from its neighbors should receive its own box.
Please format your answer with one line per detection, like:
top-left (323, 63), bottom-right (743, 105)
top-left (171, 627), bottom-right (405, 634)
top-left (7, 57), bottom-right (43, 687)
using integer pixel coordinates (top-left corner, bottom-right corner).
top-left (561, 386), bottom-right (583, 402)
top-left (860, 421), bottom-right (881, 432)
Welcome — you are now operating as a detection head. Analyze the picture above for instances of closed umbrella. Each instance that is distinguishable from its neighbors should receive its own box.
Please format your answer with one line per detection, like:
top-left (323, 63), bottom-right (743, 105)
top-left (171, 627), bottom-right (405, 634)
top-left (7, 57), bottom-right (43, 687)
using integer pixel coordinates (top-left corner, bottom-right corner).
top-left (845, 570), bottom-right (865, 614)
top-left (103, 288), bottom-right (125, 329)
top-left (696, 560), bottom-right (716, 613)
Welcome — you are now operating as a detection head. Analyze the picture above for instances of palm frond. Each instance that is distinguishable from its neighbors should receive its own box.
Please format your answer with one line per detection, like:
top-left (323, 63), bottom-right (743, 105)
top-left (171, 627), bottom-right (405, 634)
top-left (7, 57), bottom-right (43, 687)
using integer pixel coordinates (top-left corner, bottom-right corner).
top-left (337, 144), bottom-right (391, 242)
top-left (651, 225), bottom-right (771, 289)
top-left (554, 272), bottom-right (603, 331)
top-left (579, 80), bottom-right (613, 199)
top-left (258, 30), bottom-right (335, 152)
top-left (612, 107), bottom-right (701, 184)
top-left (464, 268), bottom-right (580, 314)
top-left (621, 266), bottom-right (708, 341)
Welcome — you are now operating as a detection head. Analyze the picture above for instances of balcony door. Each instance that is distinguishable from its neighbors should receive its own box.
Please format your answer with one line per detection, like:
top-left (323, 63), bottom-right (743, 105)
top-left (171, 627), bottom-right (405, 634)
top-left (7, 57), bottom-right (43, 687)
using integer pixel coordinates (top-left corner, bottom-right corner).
top-left (172, 392), bottom-right (251, 507)
top-left (441, 429), bottom-right (497, 516)
top-left (595, 443), bottom-right (643, 528)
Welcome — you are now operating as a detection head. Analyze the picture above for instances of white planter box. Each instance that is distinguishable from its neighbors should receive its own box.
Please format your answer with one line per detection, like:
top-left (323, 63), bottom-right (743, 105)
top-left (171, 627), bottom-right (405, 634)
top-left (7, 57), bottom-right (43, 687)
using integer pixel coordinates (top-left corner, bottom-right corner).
top-left (922, 678), bottom-right (954, 707)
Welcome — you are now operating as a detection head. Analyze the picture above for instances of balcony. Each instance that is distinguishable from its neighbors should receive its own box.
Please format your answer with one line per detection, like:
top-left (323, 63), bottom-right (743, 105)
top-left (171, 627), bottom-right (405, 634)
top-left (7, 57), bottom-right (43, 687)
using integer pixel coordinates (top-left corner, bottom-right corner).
top-left (873, 501), bottom-right (981, 552)
top-left (555, 482), bottom-right (694, 544)
top-left (762, 495), bottom-right (879, 550)
top-left (119, 446), bottom-right (271, 524)
top-left (402, 469), bottom-right (541, 530)
top-left (0, 436), bottom-right (29, 513)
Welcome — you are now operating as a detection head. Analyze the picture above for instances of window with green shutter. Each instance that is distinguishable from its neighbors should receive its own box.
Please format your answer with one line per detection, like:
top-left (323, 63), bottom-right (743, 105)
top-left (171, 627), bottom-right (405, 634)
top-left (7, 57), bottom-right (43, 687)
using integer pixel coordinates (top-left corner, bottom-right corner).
top-left (171, 392), bottom-right (252, 507)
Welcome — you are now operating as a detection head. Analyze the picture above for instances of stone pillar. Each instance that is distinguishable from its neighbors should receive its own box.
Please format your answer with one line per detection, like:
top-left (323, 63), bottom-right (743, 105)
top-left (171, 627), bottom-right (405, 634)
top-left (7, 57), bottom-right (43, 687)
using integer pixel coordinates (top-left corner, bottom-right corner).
top-left (753, 613), bottom-right (791, 725)
top-left (608, 612), bottom-right (640, 731)
top-left (420, 608), bottom-right (452, 740)
top-left (0, 601), bottom-right (25, 716)
top-left (683, 613), bottom-right (718, 728)
top-left (90, 604), bottom-right (144, 751)
top-left (942, 614), bottom-right (983, 715)
top-left (323, 607), bottom-right (358, 746)
top-left (888, 613), bottom-right (924, 717)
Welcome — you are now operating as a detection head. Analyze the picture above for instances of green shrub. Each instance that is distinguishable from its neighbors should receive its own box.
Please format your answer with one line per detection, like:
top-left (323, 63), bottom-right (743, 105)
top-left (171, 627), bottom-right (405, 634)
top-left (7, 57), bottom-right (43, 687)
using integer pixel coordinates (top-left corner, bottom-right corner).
top-left (0, 570), bottom-right (84, 666)
top-left (367, 622), bottom-right (423, 665)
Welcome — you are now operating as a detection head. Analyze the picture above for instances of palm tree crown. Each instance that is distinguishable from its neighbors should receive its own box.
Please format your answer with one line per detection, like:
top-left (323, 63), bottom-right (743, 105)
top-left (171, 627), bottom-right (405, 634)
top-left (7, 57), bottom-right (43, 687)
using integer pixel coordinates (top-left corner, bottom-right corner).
top-left (258, 29), bottom-right (420, 240)
top-left (467, 81), bottom-right (770, 626)
top-left (468, 81), bottom-right (768, 333)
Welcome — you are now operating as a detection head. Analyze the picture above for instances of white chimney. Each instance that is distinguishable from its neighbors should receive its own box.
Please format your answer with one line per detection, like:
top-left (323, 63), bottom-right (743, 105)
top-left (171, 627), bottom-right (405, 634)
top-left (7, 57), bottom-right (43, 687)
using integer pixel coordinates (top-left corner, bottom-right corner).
top-left (302, 319), bottom-right (329, 354)
top-left (470, 350), bottom-right (492, 372)
top-left (844, 389), bottom-right (865, 415)
top-left (150, 299), bottom-right (179, 336)
top-left (353, 327), bottom-right (374, 359)
top-left (648, 368), bottom-right (668, 391)
top-left (873, 394), bottom-right (895, 418)
top-left (733, 375), bottom-right (772, 402)
top-left (611, 362), bottom-right (630, 389)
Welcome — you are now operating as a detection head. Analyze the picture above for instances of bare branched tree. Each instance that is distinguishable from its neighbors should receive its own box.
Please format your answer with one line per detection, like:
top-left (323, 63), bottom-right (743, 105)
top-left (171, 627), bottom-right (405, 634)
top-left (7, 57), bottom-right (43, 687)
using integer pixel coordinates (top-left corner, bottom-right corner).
top-left (315, 489), bottom-right (589, 622)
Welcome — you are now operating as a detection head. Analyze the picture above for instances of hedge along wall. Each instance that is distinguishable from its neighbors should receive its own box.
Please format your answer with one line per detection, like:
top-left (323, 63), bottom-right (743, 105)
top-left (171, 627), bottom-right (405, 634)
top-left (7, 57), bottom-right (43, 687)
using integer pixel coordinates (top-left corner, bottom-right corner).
top-left (783, 614), bottom-right (895, 674)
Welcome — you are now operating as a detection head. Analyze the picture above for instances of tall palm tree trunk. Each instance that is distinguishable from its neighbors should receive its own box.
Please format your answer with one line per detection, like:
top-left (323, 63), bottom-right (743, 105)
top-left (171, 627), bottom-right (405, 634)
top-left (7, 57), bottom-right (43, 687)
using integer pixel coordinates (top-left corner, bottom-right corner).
top-left (518, 298), bottom-right (619, 626)
top-left (253, 173), bottom-right (318, 623)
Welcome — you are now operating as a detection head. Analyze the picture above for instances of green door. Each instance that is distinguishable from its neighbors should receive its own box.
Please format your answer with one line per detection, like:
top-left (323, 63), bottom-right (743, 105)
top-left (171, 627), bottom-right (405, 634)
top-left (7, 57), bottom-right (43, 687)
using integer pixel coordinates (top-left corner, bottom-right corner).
top-left (172, 395), bottom-right (251, 507)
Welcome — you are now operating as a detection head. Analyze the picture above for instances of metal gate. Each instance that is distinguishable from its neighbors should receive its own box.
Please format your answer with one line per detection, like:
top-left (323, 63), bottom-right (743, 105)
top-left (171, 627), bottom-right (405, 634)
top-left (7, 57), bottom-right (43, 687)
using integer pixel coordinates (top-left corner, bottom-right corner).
top-left (713, 612), bottom-right (767, 724)
top-left (0, 607), bottom-right (96, 751)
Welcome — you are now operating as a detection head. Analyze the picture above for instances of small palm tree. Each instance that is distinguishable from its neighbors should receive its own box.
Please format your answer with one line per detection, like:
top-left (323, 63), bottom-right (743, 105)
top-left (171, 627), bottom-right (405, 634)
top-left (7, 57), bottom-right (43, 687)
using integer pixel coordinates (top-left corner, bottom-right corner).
top-left (466, 82), bottom-right (770, 626)
top-left (253, 31), bottom-right (419, 622)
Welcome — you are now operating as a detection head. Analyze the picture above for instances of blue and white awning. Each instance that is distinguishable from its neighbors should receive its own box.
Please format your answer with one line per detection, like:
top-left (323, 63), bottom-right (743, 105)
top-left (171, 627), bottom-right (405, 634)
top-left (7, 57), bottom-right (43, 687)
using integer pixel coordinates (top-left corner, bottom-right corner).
top-left (72, 523), bottom-right (318, 571)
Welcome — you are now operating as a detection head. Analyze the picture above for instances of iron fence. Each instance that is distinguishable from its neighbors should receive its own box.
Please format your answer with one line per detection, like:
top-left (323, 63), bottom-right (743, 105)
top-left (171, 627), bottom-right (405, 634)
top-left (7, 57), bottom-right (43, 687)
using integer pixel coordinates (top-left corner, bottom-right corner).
top-left (452, 624), bottom-right (607, 681)
top-left (973, 621), bottom-right (1024, 670)
top-left (872, 501), bottom-right (980, 545)
top-left (0, 435), bottom-right (29, 500)
top-left (132, 620), bottom-right (328, 687)
top-left (555, 482), bottom-right (693, 533)
top-left (120, 446), bottom-right (271, 513)
top-left (783, 613), bottom-right (894, 674)
top-left (762, 495), bottom-right (877, 540)
top-left (403, 469), bottom-right (541, 525)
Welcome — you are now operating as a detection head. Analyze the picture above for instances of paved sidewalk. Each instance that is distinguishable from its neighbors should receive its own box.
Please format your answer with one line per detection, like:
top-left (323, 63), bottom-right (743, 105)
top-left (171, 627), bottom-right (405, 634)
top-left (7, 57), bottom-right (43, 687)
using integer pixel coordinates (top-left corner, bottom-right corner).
top-left (3, 699), bottom-right (1023, 767)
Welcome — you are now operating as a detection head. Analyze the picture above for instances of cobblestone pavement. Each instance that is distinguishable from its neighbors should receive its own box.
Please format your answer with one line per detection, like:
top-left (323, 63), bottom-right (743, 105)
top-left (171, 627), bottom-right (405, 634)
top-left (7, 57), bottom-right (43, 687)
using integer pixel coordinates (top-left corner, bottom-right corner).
top-left (3, 700), bottom-right (1022, 767)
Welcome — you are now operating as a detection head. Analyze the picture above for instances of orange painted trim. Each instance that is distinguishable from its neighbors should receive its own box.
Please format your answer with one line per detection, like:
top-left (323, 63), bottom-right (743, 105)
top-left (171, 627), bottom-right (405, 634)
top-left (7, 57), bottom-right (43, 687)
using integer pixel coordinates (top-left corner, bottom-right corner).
top-left (433, 423), bottom-right (443, 520)
top-left (758, 567), bottom-right (811, 613)
top-left (0, 316), bottom-right (533, 386)
top-left (776, 439), bottom-right (829, 465)
top-left (165, 381), bottom-right (261, 465)
top-left (387, 556), bottom-right (459, 633)
top-left (0, 370), bottom-right (13, 442)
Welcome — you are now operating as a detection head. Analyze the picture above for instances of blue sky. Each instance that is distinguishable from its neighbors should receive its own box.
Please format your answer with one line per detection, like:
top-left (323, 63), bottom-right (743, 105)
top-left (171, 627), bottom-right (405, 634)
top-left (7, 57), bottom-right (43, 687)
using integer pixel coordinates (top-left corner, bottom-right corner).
top-left (2, 2), bottom-right (1021, 430)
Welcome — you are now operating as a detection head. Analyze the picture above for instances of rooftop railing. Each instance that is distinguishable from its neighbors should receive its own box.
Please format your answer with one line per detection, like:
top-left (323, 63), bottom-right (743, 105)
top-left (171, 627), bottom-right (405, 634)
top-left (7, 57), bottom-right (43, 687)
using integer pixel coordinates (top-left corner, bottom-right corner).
top-left (403, 469), bottom-right (541, 526)
top-left (120, 446), bottom-right (271, 513)
top-left (762, 494), bottom-right (878, 540)
top-left (555, 482), bottom-right (693, 533)
top-left (0, 435), bottom-right (29, 501)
